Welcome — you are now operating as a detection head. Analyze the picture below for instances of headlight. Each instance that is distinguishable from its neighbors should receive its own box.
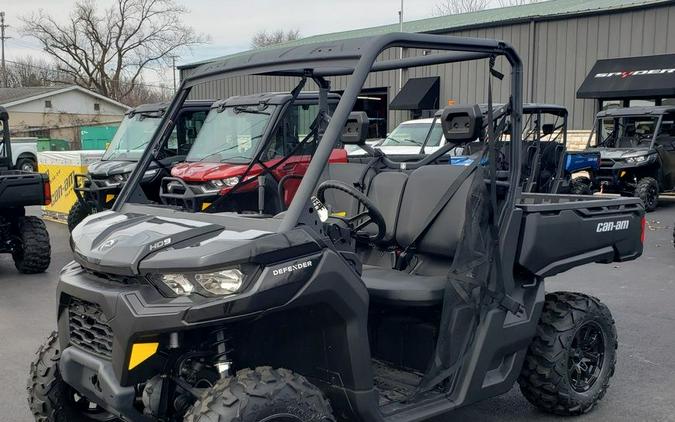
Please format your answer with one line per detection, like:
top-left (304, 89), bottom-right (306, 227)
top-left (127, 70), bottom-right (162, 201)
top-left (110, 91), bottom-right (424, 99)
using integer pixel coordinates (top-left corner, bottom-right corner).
top-left (194, 269), bottom-right (244, 295)
top-left (160, 274), bottom-right (194, 295)
top-left (143, 169), bottom-right (158, 179)
top-left (222, 177), bottom-right (240, 187)
top-left (112, 173), bottom-right (126, 182)
top-left (208, 177), bottom-right (239, 190)
top-left (158, 268), bottom-right (244, 297)
top-left (623, 154), bottom-right (652, 164)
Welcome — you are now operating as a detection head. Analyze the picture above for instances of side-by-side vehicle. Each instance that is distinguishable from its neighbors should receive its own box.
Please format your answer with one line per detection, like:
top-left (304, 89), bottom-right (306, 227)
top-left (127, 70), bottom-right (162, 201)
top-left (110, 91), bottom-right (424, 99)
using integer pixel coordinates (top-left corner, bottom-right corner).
top-left (1, 106), bottom-right (51, 274)
top-left (28, 34), bottom-right (644, 422)
top-left (68, 101), bottom-right (212, 231)
top-left (579, 106), bottom-right (675, 211)
top-left (161, 92), bottom-right (347, 214)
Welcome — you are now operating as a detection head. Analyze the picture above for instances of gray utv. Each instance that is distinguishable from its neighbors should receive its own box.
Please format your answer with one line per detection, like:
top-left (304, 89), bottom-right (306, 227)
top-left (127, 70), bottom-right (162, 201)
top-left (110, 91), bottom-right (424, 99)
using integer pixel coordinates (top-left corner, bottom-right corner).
top-left (68, 101), bottom-right (212, 231)
top-left (581, 106), bottom-right (675, 211)
top-left (28, 33), bottom-right (644, 422)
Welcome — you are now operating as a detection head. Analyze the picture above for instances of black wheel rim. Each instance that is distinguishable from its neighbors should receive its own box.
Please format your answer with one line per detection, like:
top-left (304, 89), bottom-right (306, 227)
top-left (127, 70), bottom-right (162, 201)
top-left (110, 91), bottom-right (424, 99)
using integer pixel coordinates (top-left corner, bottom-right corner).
top-left (568, 321), bottom-right (605, 393)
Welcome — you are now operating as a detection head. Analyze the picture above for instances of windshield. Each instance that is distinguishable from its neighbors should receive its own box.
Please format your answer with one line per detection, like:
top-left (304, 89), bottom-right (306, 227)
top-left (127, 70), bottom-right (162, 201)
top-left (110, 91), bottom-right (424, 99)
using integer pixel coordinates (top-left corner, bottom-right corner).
top-left (594, 116), bottom-right (659, 148)
top-left (102, 113), bottom-right (162, 161)
top-left (380, 121), bottom-right (443, 147)
top-left (186, 105), bottom-right (276, 164)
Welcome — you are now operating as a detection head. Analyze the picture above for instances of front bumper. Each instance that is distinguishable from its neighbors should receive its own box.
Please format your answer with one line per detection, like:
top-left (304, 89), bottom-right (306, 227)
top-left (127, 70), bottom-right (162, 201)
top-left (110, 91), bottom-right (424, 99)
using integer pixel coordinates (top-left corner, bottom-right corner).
top-left (59, 346), bottom-right (151, 421)
top-left (73, 173), bottom-right (122, 210)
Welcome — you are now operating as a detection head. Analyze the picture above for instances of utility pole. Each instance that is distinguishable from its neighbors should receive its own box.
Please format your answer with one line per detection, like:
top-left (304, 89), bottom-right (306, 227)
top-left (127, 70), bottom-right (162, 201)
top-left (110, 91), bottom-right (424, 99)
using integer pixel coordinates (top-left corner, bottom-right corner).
top-left (0, 12), bottom-right (9, 88)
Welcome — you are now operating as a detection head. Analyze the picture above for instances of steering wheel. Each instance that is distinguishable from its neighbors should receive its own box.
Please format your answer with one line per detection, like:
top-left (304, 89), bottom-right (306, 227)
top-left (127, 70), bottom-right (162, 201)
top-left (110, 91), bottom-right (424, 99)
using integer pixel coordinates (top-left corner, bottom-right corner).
top-left (317, 180), bottom-right (386, 242)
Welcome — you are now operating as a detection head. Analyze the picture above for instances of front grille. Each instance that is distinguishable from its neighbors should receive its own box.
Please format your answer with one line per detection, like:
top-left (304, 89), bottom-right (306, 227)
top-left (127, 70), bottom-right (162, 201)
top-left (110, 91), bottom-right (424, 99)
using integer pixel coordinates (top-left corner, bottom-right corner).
top-left (600, 158), bottom-right (616, 168)
top-left (68, 299), bottom-right (114, 359)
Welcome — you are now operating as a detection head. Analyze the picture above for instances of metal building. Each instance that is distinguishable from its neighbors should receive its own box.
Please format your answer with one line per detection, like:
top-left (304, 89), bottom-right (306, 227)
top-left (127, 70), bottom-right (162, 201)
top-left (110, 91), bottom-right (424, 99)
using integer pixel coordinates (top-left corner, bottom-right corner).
top-left (179, 0), bottom-right (675, 134)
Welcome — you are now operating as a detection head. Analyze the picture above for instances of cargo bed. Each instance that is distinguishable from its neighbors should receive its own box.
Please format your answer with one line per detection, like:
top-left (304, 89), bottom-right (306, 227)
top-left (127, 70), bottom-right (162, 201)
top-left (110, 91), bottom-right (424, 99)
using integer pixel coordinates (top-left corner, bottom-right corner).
top-left (516, 193), bottom-right (644, 277)
top-left (0, 170), bottom-right (50, 208)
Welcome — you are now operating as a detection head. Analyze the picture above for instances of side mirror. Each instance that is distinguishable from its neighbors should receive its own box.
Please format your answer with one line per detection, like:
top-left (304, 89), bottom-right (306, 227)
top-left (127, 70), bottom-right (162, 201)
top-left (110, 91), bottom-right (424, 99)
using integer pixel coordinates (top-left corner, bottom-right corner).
top-left (542, 123), bottom-right (555, 136)
top-left (341, 111), bottom-right (369, 145)
top-left (441, 104), bottom-right (483, 144)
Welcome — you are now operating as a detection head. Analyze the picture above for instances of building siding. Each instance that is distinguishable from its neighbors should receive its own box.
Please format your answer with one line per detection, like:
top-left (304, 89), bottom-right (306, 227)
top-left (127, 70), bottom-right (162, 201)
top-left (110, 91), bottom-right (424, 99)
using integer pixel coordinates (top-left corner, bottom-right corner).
top-left (181, 2), bottom-right (675, 131)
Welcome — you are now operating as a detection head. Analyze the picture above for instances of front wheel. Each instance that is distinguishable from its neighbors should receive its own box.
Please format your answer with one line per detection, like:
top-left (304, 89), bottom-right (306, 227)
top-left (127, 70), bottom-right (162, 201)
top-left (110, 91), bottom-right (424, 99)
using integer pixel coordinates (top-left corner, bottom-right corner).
top-left (68, 200), bottom-right (96, 232)
top-left (13, 216), bottom-right (50, 274)
top-left (185, 367), bottom-right (334, 422)
top-left (27, 332), bottom-right (118, 421)
top-left (518, 292), bottom-right (617, 416)
top-left (570, 176), bottom-right (592, 195)
top-left (635, 176), bottom-right (658, 212)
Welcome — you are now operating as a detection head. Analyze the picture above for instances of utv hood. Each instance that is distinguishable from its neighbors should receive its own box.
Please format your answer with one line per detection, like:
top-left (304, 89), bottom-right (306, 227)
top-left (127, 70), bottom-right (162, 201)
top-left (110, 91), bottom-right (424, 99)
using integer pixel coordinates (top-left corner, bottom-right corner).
top-left (70, 210), bottom-right (320, 276)
top-left (588, 147), bottom-right (651, 160)
top-left (171, 160), bottom-right (282, 182)
top-left (88, 160), bottom-right (137, 177)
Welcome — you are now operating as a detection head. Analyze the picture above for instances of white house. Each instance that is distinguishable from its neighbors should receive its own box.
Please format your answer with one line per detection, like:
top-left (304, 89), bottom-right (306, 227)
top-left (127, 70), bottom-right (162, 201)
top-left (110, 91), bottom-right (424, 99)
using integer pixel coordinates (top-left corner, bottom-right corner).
top-left (0, 85), bottom-right (129, 146)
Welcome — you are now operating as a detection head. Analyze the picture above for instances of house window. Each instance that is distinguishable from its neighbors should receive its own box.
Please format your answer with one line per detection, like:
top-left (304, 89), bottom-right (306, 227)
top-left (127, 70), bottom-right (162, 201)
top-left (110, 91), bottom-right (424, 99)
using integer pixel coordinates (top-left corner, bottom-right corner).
top-left (44, 100), bottom-right (52, 108)
top-left (94, 103), bottom-right (100, 111)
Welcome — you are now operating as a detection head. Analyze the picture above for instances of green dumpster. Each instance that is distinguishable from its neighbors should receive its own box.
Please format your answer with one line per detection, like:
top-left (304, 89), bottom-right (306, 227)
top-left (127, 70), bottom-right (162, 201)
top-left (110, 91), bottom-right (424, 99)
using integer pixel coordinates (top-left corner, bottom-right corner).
top-left (80, 125), bottom-right (119, 150)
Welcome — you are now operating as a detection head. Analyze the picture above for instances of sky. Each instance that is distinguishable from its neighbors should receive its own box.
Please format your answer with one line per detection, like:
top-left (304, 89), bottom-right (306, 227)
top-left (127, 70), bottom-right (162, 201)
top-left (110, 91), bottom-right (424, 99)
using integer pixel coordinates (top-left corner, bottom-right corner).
top-left (0, 0), bottom-right (489, 87)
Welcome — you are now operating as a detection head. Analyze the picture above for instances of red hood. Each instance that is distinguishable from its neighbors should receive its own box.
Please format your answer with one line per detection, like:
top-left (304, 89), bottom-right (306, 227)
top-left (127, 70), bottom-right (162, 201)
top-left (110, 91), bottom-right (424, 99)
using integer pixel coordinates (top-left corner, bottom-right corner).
top-left (171, 159), bottom-right (283, 182)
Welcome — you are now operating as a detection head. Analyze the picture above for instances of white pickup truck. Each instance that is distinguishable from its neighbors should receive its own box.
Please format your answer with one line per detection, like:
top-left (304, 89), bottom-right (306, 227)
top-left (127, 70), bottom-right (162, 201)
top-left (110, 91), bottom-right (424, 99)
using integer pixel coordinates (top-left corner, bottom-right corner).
top-left (9, 137), bottom-right (39, 172)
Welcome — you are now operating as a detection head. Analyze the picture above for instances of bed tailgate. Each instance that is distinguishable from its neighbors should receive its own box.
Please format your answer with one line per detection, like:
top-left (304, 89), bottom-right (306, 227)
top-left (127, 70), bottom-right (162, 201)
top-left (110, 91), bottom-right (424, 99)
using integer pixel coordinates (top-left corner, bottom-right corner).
top-left (516, 194), bottom-right (645, 277)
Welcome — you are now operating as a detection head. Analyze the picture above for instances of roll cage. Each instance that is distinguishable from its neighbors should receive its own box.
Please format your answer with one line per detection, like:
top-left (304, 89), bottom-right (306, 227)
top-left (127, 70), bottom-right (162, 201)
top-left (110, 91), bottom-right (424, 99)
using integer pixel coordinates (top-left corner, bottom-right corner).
top-left (590, 106), bottom-right (675, 149)
top-left (0, 106), bottom-right (11, 170)
top-left (115, 33), bottom-right (523, 233)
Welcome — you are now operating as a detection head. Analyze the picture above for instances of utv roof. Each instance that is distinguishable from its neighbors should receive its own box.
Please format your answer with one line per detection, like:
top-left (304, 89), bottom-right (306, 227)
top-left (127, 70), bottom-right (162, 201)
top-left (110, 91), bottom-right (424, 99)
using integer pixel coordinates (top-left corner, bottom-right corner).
top-left (127, 100), bottom-right (214, 116)
top-left (212, 92), bottom-right (341, 109)
top-left (476, 103), bottom-right (567, 116)
top-left (596, 106), bottom-right (675, 118)
top-left (184, 33), bottom-right (510, 85)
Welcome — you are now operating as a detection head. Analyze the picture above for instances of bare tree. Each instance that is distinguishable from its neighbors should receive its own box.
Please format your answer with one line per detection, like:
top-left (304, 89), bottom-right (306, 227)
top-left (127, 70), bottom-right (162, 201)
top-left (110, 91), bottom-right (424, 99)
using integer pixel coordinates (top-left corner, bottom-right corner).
top-left (4, 56), bottom-right (72, 87)
top-left (21, 0), bottom-right (205, 104)
top-left (433, 0), bottom-right (490, 15)
top-left (251, 29), bottom-right (301, 48)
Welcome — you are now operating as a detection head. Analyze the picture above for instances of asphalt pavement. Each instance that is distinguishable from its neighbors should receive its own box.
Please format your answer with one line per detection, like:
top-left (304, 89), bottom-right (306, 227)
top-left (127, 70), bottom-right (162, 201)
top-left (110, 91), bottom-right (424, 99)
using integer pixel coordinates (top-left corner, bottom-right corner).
top-left (1, 203), bottom-right (674, 422)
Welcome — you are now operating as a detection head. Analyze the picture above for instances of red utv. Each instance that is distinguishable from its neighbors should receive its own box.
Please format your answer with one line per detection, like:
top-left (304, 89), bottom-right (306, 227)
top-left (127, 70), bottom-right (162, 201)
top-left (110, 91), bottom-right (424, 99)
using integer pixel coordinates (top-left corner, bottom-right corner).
top-left (160, 92), bottom-right (348, 214)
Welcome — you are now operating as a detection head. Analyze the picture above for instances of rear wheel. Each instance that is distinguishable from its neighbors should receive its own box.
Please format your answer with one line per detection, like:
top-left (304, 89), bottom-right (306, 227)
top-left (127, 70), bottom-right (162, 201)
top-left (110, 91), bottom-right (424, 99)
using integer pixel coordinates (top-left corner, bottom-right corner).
top-left (17, 157), bottom-right (37, 172)
top-left (570, 176), bottom-right (592, 195)
top-left (13, 216), bottom-right (50, 274)
top-left (184, 367), bottom-right (334, 422)
top-left (635, 176), bottom-right (658, 212)
top-left (68, 201), bottom-right (96, 232)
top-left (518, 292), bottom-right (617, 416)
top-left (27, 332), bottom-right (118, 421)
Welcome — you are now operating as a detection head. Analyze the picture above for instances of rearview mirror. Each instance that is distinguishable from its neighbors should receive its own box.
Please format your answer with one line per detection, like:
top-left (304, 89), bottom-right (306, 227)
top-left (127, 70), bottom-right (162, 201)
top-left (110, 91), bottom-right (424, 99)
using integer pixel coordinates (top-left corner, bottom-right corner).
top-left (542, 123), bottom-right (555, 136)
top-left (341, 111), bottom-right (369, 145)
top-left (441, 104), bottom-right (483, 144)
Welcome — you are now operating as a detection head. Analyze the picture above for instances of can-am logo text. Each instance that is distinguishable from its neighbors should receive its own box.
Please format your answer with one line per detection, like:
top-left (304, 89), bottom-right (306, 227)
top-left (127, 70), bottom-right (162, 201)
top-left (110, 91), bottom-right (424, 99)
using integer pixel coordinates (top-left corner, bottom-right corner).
top-left (596, 220), bottom-right (630, 233)
top-left (595, 68), bottom-right (675, 78)
top-left (273, 260), bottom-right (313, 276)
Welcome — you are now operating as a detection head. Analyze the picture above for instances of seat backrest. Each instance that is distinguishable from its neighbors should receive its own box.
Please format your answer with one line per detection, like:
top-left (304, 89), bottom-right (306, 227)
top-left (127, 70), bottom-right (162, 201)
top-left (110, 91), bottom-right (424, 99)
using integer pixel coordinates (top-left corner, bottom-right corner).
top-left (363, 171), bottom-right (408, 243)
top-left (395, 165), bottom-right (476, 261)
top-left (317, 162), bottom-right (376, 216)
